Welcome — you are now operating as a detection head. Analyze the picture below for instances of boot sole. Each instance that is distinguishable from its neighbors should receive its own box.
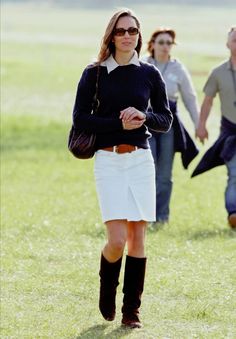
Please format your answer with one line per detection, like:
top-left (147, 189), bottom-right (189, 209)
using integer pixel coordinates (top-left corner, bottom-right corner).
top-left (121, 321), bottom-right (142, 329)
top-left (100, 310), bottom-right (115, 321)
top-left (104, 317), bottom-right (115, 321)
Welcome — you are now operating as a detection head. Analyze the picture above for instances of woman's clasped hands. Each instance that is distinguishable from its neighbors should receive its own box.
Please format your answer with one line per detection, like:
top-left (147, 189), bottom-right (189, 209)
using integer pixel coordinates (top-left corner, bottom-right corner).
top-left (120, 107), bottom-right (146, 130)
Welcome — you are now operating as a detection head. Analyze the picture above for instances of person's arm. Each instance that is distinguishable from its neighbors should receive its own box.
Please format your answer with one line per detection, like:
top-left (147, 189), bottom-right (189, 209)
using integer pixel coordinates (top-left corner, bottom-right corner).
top-left (196, 68), bottom-right (218, 143)
top-left (147, 66), bottom-right (173, 132)
top-left (178, 66), bottom-right (199, 129)
top-left (196, 95), bottom-right (214, 143)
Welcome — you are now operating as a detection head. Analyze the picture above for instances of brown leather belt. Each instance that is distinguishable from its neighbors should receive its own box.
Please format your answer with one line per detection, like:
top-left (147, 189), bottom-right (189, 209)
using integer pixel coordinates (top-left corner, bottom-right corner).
top-left (101, 144), bottom-right (140, 154)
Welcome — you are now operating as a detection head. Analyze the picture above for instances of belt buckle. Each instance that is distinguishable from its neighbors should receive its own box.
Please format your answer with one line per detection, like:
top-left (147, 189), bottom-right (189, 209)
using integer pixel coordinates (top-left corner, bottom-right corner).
top-left (113, 145), bottom-right (123, 153)
top-left (113, 146), bottom-right (118, 153)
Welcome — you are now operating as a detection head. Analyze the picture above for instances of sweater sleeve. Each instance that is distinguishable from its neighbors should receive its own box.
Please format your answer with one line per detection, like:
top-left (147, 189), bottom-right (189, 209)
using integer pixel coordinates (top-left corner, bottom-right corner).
top-left (72, 66), bottom-right (123, 133)
top-left (145, 66), bottom-right (173, 132)
top-left (178, 65), bottom-right (199, 128)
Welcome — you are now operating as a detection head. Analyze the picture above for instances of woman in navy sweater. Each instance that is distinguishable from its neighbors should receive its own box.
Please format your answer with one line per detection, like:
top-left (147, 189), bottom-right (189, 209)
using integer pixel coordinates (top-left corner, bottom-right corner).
top-left (72, 9), bottom-right (172, 328)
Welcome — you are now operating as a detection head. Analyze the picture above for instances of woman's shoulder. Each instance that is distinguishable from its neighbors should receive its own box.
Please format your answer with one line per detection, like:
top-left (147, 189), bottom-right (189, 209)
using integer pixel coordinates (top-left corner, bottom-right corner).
top-left (79, 62), bottom-right (99, 79)
top-left (76, 63), bottom-right (100, 87)
top-left (139, 61), bottom-right (163, 85)
top-left (171, 58), bottom-right (189, 72)
top-left (169, 59), bottom-right (193, 81)
top-left (140, 59), bottom-right (160, 74)
top-left (83, 62), bottom-right (99, 73)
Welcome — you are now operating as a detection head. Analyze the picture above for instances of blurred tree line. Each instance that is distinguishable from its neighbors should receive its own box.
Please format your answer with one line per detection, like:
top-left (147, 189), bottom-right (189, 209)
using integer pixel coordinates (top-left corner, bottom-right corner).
top-left (2, 0), bottom-right (236, 7)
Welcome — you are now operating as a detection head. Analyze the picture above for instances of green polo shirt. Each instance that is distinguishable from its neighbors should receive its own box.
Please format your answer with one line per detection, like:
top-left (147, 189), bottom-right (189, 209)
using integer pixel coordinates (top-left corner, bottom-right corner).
top-left (203, 60), bottom-right (236, 124)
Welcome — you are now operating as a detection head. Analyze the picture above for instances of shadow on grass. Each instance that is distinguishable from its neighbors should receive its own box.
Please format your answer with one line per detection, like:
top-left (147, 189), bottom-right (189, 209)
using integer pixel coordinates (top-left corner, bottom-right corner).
top-left (188, 228), bottom-right (236, 241)
top-left (75, 324), bottom-right (133, 339)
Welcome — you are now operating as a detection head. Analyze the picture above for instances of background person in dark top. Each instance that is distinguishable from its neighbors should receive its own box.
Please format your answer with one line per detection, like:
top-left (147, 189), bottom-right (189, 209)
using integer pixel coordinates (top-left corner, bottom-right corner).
top-left (72, 9), bottom-right (172, 328)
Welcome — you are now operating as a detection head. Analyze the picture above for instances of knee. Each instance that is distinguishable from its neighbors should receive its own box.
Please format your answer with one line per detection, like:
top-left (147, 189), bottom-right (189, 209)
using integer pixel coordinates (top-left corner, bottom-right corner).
top-left (109, 237), bottom-right (126, 253)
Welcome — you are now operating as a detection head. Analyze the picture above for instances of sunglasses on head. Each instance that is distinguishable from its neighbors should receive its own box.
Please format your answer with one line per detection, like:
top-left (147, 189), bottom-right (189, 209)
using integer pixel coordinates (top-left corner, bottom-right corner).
top-left (113, 27), bottom-right (139, 37)
top-left (157, 40), bottom-right (173, 46)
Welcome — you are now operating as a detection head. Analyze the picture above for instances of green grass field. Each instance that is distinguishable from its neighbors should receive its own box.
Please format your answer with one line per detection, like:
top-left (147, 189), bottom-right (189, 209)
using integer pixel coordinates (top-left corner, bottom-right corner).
top-left (1, 2), bottom-right (236, 338)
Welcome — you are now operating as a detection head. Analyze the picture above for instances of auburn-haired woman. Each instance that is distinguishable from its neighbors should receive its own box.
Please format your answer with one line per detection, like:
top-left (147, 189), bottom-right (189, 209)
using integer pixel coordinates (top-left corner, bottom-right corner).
top-left (71, 10), bottom-right (172, 328)
top-left (143, 28), bottom-right (199, 226)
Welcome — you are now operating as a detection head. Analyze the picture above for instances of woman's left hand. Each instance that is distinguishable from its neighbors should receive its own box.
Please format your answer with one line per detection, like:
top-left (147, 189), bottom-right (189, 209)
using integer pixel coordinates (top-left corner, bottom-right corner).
top-left (120, 107), bottom-right (146, 122)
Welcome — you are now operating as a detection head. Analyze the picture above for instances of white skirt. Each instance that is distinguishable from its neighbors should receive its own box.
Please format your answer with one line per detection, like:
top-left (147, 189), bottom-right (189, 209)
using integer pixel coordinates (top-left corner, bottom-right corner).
top-left (94, 148), bottom-right (156, 223)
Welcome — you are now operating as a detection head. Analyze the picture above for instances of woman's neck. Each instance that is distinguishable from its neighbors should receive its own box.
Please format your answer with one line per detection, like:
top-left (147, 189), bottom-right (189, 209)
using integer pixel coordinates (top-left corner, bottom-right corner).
top-left (154, 53), bottom-right (170, 63)
top-left (114, 51), bottom-right (134, 65)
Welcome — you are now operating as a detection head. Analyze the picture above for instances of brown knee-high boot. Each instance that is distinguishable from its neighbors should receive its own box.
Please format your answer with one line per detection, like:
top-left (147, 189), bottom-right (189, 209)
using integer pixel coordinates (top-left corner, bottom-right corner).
top-left (121, 255), bottom-right (146, 328)
top-left (99, 253), bottom-right (122, 321)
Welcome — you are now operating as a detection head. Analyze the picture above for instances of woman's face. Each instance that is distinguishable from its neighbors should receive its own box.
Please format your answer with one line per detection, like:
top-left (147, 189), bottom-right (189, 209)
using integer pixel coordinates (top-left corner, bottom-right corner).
top-left (152, 33), bottom-right (174, 57)
top-left (113, 16), bottom-right (139, 54)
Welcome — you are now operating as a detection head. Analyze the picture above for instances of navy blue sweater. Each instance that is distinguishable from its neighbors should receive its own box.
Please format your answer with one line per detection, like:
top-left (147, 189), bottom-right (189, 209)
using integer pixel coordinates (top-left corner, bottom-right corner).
top-left (72, 62), bottom-right (173, 150)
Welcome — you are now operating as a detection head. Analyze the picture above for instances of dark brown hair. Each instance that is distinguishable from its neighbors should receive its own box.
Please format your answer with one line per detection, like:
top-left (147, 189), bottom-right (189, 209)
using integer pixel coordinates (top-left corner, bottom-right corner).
top-left (97, 9), bottom-right (142, 63)
top-left (147, 28), bottom-right (176, 57)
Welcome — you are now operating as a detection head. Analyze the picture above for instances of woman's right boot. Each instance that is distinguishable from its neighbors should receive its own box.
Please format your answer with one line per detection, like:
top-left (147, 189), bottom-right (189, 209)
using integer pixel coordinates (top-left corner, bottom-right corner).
top-left (99, 253), bottom-right (122, 321)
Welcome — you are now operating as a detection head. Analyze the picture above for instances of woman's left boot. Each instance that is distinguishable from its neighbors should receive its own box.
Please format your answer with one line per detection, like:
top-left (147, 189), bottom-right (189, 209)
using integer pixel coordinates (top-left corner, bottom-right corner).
top-left (121, 255), bottom-right (146, 328)
top-left (99, 253), bottom-right (122, 321)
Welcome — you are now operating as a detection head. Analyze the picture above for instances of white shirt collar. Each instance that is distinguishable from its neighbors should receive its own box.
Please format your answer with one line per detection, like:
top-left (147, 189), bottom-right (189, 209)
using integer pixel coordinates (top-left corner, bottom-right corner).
top-left (101, 51), bottom-right (140, 74)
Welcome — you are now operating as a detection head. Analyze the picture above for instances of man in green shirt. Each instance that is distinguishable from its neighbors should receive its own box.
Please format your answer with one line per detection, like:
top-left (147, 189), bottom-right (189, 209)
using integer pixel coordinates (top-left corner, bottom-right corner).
top-left (194, 27), bottom-right (236, 228)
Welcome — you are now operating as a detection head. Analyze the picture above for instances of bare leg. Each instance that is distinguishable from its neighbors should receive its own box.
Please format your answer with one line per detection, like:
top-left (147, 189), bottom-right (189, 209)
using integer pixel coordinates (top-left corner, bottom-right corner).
top-left (127, 220), bottom-right (147, 257)
top-left (103, 219), bottom-right (127, 262)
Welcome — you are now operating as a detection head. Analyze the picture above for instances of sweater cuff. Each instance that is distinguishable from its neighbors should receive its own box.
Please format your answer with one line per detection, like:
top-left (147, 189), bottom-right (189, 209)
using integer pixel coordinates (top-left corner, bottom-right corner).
top-left (144, 112), bottom-right (152, 122)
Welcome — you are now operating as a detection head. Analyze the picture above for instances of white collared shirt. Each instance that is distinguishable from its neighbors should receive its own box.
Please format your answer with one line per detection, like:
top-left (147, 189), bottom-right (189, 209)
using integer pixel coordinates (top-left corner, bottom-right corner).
top-left (101, 51), bottom-right (140, 74)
